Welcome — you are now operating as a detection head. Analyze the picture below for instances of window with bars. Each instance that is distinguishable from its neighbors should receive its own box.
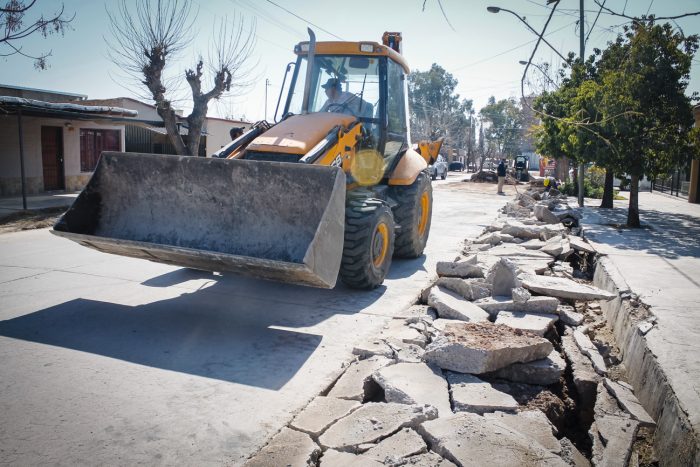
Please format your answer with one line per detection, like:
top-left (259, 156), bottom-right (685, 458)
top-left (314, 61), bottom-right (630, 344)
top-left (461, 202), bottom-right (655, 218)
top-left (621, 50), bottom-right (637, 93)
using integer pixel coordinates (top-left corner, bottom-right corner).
top-left (80, 129), bottom-right (121, 172)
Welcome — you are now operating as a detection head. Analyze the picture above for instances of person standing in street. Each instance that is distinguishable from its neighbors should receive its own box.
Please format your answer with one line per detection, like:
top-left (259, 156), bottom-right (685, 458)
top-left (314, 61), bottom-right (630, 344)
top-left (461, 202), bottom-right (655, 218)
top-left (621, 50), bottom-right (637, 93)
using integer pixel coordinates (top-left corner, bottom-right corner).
top-left (497, 158), bottom-right (506, 194)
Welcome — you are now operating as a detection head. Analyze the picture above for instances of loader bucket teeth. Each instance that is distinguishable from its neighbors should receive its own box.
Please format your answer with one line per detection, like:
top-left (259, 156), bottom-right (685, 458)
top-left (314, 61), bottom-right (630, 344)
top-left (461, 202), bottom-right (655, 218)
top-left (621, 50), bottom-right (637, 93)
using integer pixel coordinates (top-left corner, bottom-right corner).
top-left (52, 152), bottom-right (346, 288)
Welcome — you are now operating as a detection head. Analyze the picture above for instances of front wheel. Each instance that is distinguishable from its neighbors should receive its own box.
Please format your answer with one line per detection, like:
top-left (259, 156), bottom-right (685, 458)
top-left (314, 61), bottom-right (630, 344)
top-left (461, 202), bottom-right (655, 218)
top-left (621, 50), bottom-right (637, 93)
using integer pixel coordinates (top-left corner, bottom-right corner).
top-left (440, 170), bottom-right (447, 180)
top-left (339, 198), bottom-right (395, 289)
top-left (390, 169), bottom-right (433, 258)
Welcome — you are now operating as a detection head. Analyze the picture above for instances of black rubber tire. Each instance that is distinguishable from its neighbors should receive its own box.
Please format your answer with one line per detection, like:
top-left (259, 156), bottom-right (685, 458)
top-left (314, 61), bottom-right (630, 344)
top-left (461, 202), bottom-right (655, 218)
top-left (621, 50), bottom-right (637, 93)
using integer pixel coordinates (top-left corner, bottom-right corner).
top-left (390, 169), bottom-right (433, 258)
top-left (339, 198), bottom-right (395, 289)
top-left (441, 170), bottom-right (447, 180)
top-left (431, 171), bottom-right (436, 180)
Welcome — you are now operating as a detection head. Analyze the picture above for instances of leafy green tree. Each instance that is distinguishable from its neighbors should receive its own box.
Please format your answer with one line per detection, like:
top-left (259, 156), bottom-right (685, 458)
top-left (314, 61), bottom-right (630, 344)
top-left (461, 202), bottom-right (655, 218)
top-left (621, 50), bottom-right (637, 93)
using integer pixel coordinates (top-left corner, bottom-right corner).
top-left (479, 96), bottom-right (524, 160)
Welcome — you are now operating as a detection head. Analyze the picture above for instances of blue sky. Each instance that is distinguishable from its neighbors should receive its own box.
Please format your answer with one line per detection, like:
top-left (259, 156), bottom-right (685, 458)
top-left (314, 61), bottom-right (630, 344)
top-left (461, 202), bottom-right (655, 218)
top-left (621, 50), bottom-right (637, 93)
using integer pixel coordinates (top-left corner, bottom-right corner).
top-left (1, 0), bottom-right (698, 122)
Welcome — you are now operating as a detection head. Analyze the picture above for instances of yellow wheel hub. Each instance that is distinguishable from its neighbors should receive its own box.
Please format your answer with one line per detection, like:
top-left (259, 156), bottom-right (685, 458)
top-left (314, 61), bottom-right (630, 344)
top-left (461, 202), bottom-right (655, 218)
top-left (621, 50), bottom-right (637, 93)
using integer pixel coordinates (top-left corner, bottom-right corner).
top-left (418, 191), bottom-right (430, 236)
top-left (372, 223), bottom-right (389, 267)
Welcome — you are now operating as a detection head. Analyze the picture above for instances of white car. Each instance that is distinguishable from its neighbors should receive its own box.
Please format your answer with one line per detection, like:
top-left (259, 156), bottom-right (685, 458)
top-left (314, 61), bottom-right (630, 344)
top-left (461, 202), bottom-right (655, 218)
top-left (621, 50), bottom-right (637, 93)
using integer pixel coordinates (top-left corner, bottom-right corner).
top-left (429, 155), bottom-right (448, 180)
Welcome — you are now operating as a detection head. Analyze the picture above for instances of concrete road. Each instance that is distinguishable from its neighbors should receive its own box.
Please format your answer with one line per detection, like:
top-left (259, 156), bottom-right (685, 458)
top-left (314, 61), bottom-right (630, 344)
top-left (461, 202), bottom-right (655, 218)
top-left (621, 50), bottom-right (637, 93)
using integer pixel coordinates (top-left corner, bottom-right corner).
top-left (0, 181), bottom-right (510, 466)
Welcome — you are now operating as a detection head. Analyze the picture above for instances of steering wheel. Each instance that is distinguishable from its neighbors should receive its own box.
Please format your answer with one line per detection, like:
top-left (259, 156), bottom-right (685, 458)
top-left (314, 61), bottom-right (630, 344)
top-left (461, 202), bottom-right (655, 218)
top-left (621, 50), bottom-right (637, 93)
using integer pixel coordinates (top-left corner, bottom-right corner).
top-left (326, 102), bottom-right (357, 117)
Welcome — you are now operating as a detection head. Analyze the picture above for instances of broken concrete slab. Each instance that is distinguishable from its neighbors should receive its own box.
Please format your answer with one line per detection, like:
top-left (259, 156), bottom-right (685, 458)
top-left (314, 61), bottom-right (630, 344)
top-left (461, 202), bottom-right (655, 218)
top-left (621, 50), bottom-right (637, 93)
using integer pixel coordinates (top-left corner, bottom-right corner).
top-left (485, 349), bottom-right (566, 386)
top-left (353, 339), bottom-right (394, 359)
top-left (363, 428), bottom-right (427, 464)
top-left (318, 403), bottom-right (438, 453)
top-left (559, 437), bottom-right (591, 467)
top-left (431, 318), bottom-right (467, 333)
top-left (568, 235), bottom-right (596, 254)
top-left (540, 236), bottom-right (568, 258)
top-left (486, 258), bottom-right (520, 297)
top-left (436, 277), bottom-right (491, 301)
top-left (520, 238), bottom-right (547, 250)
top-left (483, 410), bottom-right (561, 454)
top-left (319, 449), bottom-right (384, 466)
top-left (418, 413), bottom-right (568, 466)
top-left (484, 244), bottom-right (553, 259)
top-left (511, 286), bottom-right (531, 304)
top-left (474, 232), bottom-right (502, 245)
top-left (428, 286), bottom-right (490, 323)
top-left (501, 220), bottom-right (544, 239)
top-left (603, 378), bottom-right (655, 428)
top-left (494, 311), bottom-right (558, 337)
top-left (402, 451), bottom-right (457, 466)
top-left (291, 396), bottom-right (361, 437)
top-left (244, 427), bottom-right (321, 467)
top-left (436, 260), bottom-right (484, 279)
top-left (540, 224), bottom-right (568, 241)
top-left (535, 204), bottom-right (561, 224)
top-left (327, 356), bottom-right (393, 401)
top-left (558, 305), bottom-right (584, 326)
top-left (474, 295), bottom-right (560, 316)
top-left (424, 322), bottom-right (553, 374)
top-left (560, 333), bottom-right (599, 409)
top-left (573, 329), bottom-right (608, 376)
top-left (521, 274), bottom-right (617, 301)
top-left (381, 319), bottom-right (427, 347)
top-left (590, 415), bottom-right (639, 467)
top-left (372, 363), bottom-right (452, 417)
top-left (486, 221), bottom-right (505, 232)
top-left (390, 341), bottom-right (426, 364)
top-left (447, 373), bottom-right (519, 414)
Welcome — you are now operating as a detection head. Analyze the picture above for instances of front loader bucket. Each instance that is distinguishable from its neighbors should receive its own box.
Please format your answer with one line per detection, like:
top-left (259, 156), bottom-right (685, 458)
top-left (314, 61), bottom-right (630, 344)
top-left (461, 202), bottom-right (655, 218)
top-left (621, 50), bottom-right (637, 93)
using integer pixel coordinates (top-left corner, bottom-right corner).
top-left (52, 152), bottom-right (346, 288)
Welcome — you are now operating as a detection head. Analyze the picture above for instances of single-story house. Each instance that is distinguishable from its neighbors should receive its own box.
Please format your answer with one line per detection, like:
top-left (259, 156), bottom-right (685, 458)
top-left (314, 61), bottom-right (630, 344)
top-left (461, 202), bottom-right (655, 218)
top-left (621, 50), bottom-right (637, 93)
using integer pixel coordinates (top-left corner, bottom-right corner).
top-left (0, 84), bottom-right (250, 198)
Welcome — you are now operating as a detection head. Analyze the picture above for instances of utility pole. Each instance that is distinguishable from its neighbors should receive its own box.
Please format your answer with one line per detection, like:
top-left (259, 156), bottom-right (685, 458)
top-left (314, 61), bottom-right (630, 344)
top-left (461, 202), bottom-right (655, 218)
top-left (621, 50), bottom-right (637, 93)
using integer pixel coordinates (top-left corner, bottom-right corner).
top-left (264, 78), bottom-right (270, 121)
top-left (577, 0), bottom-right (585, 207)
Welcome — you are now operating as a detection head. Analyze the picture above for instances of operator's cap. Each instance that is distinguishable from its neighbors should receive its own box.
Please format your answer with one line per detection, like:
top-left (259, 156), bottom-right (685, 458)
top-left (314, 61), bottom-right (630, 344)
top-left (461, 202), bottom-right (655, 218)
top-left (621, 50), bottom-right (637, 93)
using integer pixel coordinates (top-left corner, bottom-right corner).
top-left (322, 78), bottom-right (341, 89)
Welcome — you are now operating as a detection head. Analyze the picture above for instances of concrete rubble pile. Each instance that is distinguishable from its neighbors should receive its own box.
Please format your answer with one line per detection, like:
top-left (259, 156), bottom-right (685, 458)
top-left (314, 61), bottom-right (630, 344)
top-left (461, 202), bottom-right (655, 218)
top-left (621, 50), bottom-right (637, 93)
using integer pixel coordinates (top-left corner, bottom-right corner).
top-left (245, 187), bottom-right (656, 467)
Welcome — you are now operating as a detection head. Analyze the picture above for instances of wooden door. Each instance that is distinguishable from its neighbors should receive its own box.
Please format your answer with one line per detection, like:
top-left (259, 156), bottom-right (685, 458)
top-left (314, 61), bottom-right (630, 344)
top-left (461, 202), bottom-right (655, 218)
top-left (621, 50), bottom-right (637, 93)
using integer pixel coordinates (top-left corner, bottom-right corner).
top-left (41, 126), bottom-right (65, 191)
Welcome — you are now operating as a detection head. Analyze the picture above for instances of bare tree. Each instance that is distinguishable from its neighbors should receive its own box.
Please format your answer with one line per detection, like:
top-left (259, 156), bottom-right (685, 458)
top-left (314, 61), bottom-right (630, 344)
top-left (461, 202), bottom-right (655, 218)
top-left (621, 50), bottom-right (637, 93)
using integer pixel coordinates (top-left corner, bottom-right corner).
top-left (1, 0), bottom-right (74, 69)
top-left (107, 0), bottom-right (255, 156)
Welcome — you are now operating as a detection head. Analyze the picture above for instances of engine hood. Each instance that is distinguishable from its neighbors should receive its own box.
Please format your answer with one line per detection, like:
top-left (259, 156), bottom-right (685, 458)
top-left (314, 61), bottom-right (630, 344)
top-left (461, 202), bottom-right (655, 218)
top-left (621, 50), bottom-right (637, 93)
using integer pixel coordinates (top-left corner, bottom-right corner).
top-left (246, 113), bottom-right (357, 155)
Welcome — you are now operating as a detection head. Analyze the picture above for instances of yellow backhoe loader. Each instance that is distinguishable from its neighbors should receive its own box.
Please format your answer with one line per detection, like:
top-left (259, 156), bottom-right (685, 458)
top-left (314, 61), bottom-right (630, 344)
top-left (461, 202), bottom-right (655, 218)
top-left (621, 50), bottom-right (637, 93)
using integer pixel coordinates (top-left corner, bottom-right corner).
top-left (52, 31), bottom-right (442, 289)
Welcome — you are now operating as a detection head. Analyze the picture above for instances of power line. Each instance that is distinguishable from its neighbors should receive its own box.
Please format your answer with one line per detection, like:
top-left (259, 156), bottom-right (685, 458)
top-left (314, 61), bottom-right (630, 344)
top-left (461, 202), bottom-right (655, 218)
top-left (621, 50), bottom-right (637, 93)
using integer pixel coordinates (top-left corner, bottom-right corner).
top-left (264, 0), bottom-right (345, 41)
top-left (586, 0), bottom-right (606, 44)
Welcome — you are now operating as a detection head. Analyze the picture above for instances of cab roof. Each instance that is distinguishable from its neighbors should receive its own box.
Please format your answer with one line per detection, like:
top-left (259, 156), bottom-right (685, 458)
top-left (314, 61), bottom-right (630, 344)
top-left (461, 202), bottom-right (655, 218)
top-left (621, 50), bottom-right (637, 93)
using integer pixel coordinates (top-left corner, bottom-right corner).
top-left (294, 41), bottom-right (410, 74)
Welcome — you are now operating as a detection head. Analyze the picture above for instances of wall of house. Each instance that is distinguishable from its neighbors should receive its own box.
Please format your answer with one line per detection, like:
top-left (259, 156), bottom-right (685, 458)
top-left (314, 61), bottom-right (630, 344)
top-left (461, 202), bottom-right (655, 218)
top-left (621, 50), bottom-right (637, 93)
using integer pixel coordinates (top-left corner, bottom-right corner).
top-left (0, 115), bottom-right (124, 195)
top-left (205, 119), bottom-right (250, 156)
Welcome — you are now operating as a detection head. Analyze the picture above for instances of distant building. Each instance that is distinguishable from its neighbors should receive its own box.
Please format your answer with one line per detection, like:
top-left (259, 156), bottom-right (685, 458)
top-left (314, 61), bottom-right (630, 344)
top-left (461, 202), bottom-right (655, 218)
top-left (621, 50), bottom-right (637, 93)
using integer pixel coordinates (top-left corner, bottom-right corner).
top-left (0, 85), bottom-right (250, 197)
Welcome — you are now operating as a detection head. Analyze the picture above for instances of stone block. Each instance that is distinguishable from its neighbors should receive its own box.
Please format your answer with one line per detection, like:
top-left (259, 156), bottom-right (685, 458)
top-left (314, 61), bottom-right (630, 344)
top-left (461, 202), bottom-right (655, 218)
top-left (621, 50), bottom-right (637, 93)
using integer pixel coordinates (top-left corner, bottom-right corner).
top-left (494, 311), bottom-right (558, 336)
top-left (474, 295), bottom-right (560, 316)
top-left (486, 258), bottom-right (520, 297)
top-left (436, 277), bottom-right (491, 301)
top-left (447, 373), bottom-right (519, 414)
top-left (428, 286), bottom-right (490, 323)
top-left (486, 349), bottom-right (566, 385)
top-left (521, 274), bottom-right (617, 301)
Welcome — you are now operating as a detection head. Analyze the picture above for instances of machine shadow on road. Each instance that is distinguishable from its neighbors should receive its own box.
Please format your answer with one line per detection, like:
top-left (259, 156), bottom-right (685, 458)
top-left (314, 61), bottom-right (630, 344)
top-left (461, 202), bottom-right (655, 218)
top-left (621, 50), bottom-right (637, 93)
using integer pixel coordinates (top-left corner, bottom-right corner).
top-left (0, 267), bottom-right (393, 390)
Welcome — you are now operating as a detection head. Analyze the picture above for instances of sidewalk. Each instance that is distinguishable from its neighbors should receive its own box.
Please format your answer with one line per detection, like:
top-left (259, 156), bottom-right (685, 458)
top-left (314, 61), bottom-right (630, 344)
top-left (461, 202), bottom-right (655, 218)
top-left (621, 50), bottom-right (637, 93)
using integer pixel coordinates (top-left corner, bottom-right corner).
top-left (580, 191), bottom-right (700, 463)
top-left (0, 192), bottom-right (78, 217)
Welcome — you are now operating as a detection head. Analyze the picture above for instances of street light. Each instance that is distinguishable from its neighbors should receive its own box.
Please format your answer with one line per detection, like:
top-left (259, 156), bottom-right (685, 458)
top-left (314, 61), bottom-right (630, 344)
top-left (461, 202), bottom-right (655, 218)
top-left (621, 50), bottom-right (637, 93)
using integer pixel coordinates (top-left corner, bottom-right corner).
top-left (487, 6), bottom-right (567, 62)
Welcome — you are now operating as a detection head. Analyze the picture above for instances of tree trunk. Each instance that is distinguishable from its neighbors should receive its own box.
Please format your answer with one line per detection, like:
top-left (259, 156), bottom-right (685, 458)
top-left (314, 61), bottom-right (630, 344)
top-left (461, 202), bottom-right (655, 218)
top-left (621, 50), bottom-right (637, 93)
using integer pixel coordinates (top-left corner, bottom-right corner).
top-left (555, 157), bottom-right (569, 184)
top-left (627, 174), bottom-right (641, 228)
top-left (600, 169), bottom-right (614, 208)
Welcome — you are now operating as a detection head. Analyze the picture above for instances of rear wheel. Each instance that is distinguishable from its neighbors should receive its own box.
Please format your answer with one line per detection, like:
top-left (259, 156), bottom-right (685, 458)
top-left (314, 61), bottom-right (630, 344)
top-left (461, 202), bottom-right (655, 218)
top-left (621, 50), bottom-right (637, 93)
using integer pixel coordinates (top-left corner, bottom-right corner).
top-left (440, 169), bottom-right (447, 180)
top-left (339, 198), bottom-right (395, 289)
top-left (390, 169), bottom-right (433, 258)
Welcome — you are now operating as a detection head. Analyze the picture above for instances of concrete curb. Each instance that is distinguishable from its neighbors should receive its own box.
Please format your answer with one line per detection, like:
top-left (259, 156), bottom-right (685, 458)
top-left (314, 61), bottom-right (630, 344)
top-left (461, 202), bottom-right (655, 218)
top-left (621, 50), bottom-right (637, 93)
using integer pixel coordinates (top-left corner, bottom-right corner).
top-left (593, 256), bottom-right (699, 466)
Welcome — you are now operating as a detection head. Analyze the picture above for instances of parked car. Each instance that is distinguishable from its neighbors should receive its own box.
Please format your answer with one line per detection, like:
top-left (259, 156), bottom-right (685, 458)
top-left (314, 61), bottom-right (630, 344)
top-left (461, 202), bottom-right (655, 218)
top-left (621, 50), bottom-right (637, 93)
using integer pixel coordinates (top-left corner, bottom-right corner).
top-left (449, 161), bottom-right (464, 172)
top-left (429, 155), bottom-right (448, 180)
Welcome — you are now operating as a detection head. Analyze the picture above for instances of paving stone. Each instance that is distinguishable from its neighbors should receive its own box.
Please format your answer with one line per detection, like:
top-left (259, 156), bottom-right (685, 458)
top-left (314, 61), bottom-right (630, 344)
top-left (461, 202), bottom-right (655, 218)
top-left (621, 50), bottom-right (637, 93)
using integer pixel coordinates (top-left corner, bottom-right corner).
top-left (559, 437), bottom-right (591, 467)
top-left (436, 277), bottom-right (491, 301)
top-left (486, 349), bottom-right (566, 385)
top-left (603, 378), bottom-right (655, 428)
top-left (474, 295), bottom-right (560, 316)
top-left (535, 204), bottom-right (561, 224)
top-left (353, 339), bottom-right (394, 359)
top-left (561, 333), bottom-right (599, 407)
top-left (511, 286), bottom-right (531, 303)
top-left (568, 235), bottom-right (596, 253)
top-left (558, 305), bottom-right (584, 326)
top-left (494, 311), bottom-right (558, 336)
top-left (521, 274), bottom-right (617, 301)
top-left (291, 396), bottom-right (361, 437)
top-left (573, 329), bottom-right (608, 376)
top-left (244, 427), bottom-right (321, 467)
top-left (402, 451), bottom-right (457, 466)
top-left (318, 403), bottom-right (438, 453)
top-left (417, 413), bottom-right (568, 467)
top-left (447, 373), bottom-right (519, 414)
top-left (428, 286), bottom-right (490, 322)
top-left (372, 363), bottom-right (452, 417)
top-left (483, 410), bottom-right (561, 453)
top-left (319, 449), bottom-right (384, 466)
top-left (364, 428), bottom-right (427, 463)
top-left (424, 322), bottom-right (553, 374)
top-left (486, 258), bottom-right (520, 297)
top-left (327, 356), bottom-right (393, 401)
